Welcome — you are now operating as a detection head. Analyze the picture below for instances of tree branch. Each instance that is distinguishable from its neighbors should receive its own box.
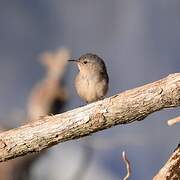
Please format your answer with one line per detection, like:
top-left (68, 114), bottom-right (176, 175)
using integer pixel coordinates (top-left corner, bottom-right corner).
top-left (122, 151), bottom-right (131, 180)
top-left (153, 146), bottom-right (180, 180)
top-left (167, 116), bottom-right (180, 126)
top-left (0, 73), bottom-right (179, 162)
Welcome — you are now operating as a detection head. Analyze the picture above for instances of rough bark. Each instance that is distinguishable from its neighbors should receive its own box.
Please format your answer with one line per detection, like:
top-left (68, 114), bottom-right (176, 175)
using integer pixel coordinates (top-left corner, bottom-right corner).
top-left (153, 146), bottom-right (180, 180)
top-left (0, 73), bottom-right (179, 162)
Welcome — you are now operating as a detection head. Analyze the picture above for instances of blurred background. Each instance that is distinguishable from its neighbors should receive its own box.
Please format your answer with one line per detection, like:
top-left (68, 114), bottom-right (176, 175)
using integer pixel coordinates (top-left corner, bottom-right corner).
top-left (0, 0), bottom-right (179, 180)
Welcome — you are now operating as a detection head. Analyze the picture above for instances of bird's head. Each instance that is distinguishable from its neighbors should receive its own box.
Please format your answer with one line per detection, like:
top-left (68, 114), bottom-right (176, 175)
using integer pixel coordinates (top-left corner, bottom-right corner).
top-left (69, 53), bottom-right (106, 73)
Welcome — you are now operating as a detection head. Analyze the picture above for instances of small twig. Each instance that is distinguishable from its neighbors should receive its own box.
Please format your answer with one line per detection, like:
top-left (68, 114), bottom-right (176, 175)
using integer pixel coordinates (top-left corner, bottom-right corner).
top-left (122, 151), bottom-right (131, 180)
top-left (167, 116), bottom-right (180, 126)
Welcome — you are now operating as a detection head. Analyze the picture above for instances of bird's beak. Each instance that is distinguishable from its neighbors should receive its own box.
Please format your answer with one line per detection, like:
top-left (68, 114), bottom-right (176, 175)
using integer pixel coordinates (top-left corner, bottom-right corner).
top-left (68, 59), bottom-right (81, 70)
top-left (68, 59), bottom-right (77, 62)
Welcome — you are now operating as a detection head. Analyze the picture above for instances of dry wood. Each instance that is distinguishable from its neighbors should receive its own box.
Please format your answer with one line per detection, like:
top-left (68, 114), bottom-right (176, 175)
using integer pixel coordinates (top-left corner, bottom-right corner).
top-left (0, 73), bottom-right (179, 162)
top-left (153, 146), bottom-right (180, 180)
top-left (122, 151), bottom-right (131, 180)
top-left (167, 116), bottom-right (180, 126)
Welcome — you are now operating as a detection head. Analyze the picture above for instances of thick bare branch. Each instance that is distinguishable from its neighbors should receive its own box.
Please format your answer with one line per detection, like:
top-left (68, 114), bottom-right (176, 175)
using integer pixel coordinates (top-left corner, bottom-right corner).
top-left (0, 73), bottom-right (179, 162)
top-left (153, 146), bottom-right (180, 180)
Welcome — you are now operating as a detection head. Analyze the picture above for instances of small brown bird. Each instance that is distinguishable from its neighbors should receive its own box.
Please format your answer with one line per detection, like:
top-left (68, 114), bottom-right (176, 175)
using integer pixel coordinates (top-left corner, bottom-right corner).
top-left (69, 53), bottom-right (109, 103)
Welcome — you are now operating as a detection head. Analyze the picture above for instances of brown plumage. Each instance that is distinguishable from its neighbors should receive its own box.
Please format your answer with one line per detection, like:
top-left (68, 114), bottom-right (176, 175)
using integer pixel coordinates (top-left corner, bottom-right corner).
top-left (69, 53), bottom-right (109, 103)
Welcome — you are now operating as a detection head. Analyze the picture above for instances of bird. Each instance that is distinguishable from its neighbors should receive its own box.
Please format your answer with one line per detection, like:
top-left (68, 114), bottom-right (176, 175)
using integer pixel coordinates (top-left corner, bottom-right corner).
top-left (69, 53), bottom-right (109, 103)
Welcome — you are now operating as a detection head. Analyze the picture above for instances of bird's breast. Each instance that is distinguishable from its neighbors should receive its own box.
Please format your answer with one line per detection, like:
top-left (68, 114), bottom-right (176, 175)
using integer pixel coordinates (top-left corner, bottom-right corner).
top-left (75, 73), bottom-right (108, 103)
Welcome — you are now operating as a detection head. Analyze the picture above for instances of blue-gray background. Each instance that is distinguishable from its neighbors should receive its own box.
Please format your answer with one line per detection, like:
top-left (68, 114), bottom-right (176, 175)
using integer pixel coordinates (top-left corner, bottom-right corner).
top-left (0, 1), bottom-right (179, 179)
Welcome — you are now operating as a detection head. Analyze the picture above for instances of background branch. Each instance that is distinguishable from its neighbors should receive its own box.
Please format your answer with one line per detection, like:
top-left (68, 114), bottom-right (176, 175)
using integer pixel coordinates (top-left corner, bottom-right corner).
top-left (0, 73), bottom-right (179, 162)
top-left (122, 151), bottom-right (131, 180)
top-left (167, 116), bottom-right (180, 126)
top-left (0, 48), bottom-right (70, 180)
top-left (153, 146), bottom-right (180, 180)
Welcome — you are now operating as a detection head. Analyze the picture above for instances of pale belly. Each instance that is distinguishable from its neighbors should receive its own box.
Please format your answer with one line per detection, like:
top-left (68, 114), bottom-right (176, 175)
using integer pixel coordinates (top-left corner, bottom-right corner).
top-left (75, 74), bottom-right (108, 103)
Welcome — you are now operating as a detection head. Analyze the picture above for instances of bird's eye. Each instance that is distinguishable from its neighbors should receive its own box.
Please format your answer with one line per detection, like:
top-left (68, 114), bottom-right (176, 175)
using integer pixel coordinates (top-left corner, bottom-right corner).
top-left (83, 61), bottom-right (87, 64)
